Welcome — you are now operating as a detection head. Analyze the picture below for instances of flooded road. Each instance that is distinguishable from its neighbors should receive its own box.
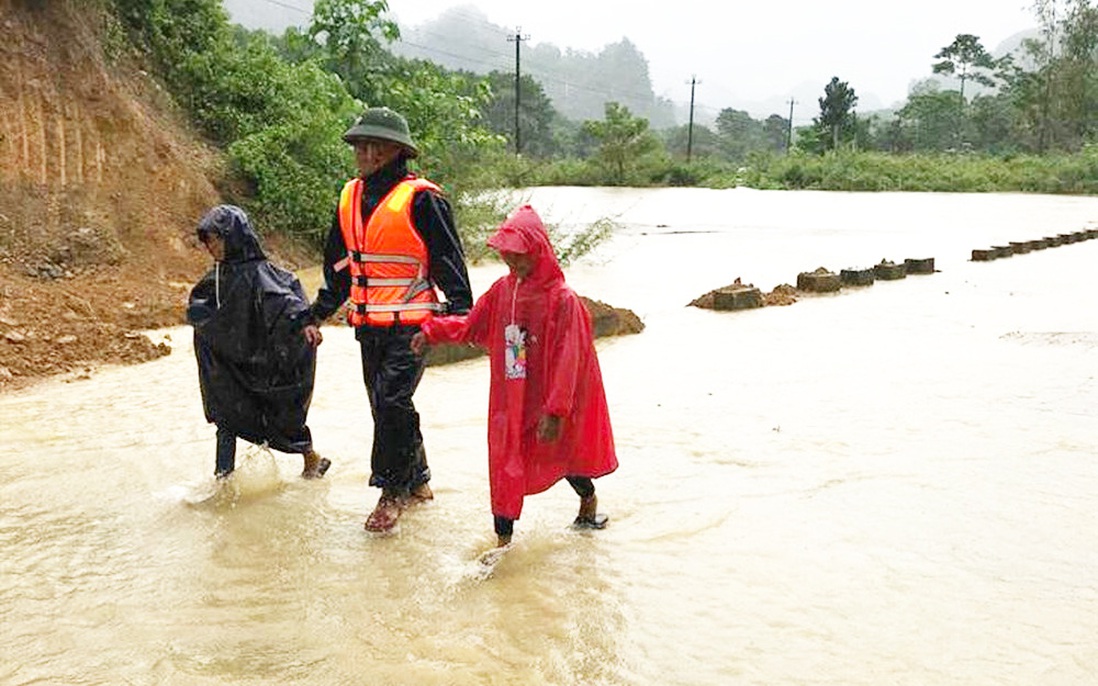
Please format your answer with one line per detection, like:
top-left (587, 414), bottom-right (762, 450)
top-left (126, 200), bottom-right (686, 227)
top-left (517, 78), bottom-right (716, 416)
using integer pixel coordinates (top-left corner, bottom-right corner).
top-left (2, 188), bottom-right (1097, 685)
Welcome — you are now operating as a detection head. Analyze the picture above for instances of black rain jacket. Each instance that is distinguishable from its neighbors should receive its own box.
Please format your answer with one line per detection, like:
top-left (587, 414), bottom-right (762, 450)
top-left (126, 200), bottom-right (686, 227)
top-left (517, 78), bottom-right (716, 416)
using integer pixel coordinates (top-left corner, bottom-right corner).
top-left (186, 206), bottom-right (315, 454)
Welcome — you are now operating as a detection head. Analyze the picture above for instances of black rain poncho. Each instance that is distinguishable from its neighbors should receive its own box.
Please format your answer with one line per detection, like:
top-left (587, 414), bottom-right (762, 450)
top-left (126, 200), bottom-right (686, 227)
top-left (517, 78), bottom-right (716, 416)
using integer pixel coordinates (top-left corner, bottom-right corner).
top-left (186, 206), bottom-right (316, 454)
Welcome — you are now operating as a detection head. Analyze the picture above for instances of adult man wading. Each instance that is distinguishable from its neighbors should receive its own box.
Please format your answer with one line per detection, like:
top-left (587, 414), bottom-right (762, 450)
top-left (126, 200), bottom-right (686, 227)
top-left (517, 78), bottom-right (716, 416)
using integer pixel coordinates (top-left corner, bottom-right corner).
top-left (309, 107), bottom-right (473, 533)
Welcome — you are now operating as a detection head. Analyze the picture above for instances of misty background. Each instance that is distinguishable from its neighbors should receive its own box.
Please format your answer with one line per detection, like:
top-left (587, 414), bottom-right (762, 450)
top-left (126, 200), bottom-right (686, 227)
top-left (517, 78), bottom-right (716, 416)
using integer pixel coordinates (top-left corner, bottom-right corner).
top-left (221, 0), bottom-right (1034, 128)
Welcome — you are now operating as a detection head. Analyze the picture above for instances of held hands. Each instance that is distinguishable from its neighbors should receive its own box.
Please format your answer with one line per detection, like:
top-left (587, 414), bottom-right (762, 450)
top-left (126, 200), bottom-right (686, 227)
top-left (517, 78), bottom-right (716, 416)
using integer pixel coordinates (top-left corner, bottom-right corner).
top-left (410, 331), bottom-right (427, 356)
top-left (537, 414), bottom-right (562, 442)
top-left (303, 324), bottom-right (323, 348)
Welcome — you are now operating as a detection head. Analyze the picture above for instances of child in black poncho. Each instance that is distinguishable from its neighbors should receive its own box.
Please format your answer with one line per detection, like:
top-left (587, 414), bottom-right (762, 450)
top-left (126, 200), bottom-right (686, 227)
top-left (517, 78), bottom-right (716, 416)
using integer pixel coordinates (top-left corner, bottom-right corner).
top-left (187, 205), bottom-right (330, 479)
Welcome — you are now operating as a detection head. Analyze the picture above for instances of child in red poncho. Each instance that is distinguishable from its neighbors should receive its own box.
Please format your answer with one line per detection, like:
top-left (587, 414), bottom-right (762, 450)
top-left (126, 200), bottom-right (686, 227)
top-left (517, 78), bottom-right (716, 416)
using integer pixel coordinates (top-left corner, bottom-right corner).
top-left (411, 205), bottom-right (618, 547)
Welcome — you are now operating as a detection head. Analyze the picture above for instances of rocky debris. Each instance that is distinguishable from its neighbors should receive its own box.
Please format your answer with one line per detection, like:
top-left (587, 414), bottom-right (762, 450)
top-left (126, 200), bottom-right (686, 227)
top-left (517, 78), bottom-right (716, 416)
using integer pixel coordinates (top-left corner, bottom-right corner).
top-left (582, 296), bottom-right (645, 336)
top-left (763, 284), bottom-right (798, 306)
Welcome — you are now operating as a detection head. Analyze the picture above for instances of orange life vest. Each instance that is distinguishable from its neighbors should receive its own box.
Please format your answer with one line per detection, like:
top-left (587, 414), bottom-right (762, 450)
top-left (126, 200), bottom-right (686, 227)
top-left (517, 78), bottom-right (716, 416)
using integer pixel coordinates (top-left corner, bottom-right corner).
top-left (336, 175), bottom-right (444, 327)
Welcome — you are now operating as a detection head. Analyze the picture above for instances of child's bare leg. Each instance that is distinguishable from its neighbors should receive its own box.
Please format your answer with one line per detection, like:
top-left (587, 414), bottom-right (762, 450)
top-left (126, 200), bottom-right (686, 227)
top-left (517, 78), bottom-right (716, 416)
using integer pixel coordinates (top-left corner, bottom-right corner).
top-left (215, 426), bottom-right (236, 479)
top-left (579, 493), bottom-right (598, 519)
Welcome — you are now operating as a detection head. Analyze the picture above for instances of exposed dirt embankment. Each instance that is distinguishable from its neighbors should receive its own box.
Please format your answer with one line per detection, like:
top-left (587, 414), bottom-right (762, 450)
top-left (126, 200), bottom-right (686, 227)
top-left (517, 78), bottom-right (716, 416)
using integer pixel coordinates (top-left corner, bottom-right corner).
top-left (0, 0), bottom-right (223, 390)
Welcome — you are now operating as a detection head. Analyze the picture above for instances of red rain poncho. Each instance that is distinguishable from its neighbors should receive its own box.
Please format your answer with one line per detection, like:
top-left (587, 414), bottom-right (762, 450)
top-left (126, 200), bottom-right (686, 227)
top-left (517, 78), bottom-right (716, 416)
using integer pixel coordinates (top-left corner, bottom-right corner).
top-left (420, 205), bottom-right (617, 519)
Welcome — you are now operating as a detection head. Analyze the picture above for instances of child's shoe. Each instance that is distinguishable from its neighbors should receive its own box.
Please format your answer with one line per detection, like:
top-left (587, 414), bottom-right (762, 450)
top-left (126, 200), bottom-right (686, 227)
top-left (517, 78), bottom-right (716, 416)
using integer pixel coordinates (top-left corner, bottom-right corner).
top-left (572, 494), bottom-right (609, 529)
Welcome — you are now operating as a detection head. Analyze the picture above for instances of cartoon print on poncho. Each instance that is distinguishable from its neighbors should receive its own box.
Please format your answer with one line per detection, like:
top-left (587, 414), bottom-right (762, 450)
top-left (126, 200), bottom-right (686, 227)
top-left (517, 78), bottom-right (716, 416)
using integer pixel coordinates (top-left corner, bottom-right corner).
top-left (421, 205), bottom-right (617, 519)
top-left (186, 205), bottom-right (316, 454)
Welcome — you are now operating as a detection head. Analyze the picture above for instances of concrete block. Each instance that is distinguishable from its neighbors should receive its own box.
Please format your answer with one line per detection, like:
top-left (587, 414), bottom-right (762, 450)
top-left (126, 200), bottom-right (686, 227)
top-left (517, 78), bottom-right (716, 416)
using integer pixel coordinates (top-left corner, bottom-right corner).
top-left (711, 285), bottom-right (764, 310)
top-left (797, 270), bottom-right (841, 292)
top-left (840, 268), bottom-right (875, 286)
top-left (904, 257), bottom-right (935, 274)
top-left (874, 261), bottom-right (906, 280)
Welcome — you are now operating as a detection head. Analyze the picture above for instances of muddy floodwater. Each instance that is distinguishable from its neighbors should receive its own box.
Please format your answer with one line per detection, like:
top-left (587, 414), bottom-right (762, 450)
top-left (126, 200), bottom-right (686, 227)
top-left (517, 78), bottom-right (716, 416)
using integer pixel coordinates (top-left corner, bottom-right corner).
top-left (2, 188), bottom-right (1097, 685)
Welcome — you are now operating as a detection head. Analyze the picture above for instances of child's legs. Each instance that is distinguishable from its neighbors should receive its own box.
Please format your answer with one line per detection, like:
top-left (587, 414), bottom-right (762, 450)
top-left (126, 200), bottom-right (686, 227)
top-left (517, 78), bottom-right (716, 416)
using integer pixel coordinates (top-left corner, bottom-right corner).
top-left (565, 476), bottom-right (595, 499)
top-left (494, 515), bottom-right (514, 539)
top-left (494, 515), bottom-right (514, 537)
top-left (215, 426), bottom-right (236, 477)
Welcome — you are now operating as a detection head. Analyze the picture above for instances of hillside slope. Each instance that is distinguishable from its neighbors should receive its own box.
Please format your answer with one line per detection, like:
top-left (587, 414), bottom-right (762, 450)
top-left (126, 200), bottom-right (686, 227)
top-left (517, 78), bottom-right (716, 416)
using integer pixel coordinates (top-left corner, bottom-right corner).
top-left (0, 0), bottom-right (223, 390)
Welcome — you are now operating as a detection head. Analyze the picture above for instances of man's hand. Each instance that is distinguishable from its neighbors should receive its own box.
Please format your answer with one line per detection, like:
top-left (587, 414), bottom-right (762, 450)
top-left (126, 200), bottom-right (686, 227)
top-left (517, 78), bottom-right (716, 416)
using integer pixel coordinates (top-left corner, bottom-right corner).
top-left (537, 414), bottom-right (562, 442)
top-left (410, 331), bottom-right (427, 356)
top-left (303, 324), bottom-right (323, 348)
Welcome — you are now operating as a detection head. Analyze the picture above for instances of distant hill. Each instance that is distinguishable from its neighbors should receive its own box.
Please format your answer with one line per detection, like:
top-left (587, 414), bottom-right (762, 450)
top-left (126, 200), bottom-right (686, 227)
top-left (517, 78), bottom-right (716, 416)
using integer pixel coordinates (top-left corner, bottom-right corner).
top-left (220, 0), bottom-right (675, 127)
top-left (393, 5), bottom-right (675, 127)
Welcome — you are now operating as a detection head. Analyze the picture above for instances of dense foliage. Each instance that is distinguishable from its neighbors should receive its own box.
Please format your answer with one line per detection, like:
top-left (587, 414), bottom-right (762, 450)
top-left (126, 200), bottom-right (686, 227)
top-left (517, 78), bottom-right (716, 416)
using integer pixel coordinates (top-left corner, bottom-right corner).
top-left (104, 0), bottom-right (1098, 252)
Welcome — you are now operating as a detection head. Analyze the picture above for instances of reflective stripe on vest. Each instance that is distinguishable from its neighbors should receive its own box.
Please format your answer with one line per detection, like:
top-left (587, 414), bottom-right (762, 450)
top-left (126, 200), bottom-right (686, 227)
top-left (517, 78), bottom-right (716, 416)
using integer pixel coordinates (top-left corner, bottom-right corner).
top-left (337, 176), bottom-right (444, 327)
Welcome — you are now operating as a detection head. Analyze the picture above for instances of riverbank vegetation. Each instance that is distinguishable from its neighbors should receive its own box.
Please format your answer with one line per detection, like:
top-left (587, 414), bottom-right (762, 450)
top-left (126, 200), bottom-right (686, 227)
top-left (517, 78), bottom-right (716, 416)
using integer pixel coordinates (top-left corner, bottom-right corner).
top-left (103, 0), bottom-right (1098, 252)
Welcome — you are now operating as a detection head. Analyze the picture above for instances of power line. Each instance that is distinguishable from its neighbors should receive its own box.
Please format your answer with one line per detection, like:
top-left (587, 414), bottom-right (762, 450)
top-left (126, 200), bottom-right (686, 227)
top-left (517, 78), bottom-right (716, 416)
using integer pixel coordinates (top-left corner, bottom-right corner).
top-left (398, 37), bottom-right (662, 106)
top-left (247, 0), bottom-right (311, 15)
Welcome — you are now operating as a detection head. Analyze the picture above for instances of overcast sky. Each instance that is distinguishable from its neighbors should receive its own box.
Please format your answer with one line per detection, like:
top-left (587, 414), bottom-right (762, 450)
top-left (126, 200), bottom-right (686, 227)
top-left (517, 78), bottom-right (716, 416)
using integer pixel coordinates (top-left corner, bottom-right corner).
top-left (387, 0), bottom-right (1036, 114)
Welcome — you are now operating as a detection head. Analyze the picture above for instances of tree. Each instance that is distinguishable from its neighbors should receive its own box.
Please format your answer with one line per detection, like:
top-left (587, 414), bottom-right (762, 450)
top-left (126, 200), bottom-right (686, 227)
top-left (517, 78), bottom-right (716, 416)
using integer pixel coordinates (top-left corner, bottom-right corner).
top-left (968, 93), bottom-right (1019, 153)
top-left (1005, 0), bottom-right (1098, 151)
top-left (932, 34), bottom-right (1000, 103)
top-left (481, 71), bottom-right (558, 158)
top-left (304, 0), bottom-right (399, 101)
top-left (581, 102), bottom-right (661, 184)
top-left (715, 108), bottom-right (766, 161)
top-left (380, 58), bottom-right (504, 189)
top-left (896, 79), bottom-right (964, 151)
top-left (763, 114), bottom-right (789, 153)
top-left (815, 77), bottom-right (858, 151)
top-left (1060, 0), bottom-right (1098, 140)
top-left (662, 124), bottom-right (719, 160)
top-left (281, 0), bottom-right (502, 188)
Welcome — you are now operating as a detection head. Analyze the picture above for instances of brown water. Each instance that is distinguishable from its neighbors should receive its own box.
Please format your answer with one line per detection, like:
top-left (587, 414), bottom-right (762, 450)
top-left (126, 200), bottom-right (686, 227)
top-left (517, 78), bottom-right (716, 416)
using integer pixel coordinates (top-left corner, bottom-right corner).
top-left (2, 188), bottom-right (1097, 685)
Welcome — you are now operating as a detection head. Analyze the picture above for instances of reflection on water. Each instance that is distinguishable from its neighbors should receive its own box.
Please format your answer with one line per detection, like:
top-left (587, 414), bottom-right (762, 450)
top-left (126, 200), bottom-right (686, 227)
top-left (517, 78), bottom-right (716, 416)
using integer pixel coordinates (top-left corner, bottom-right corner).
top-left (2, 188), bottom-right (1097, 685)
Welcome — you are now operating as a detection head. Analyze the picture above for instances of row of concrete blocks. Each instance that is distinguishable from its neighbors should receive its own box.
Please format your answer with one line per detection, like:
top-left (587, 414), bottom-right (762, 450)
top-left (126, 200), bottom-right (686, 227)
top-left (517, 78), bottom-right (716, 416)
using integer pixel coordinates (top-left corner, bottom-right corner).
top-left (971, 229), bottom-right (1098, 261)
top-left (706, 258), bottom-right (936, 311)
top-left (797, 258), bottom-right (936, 293)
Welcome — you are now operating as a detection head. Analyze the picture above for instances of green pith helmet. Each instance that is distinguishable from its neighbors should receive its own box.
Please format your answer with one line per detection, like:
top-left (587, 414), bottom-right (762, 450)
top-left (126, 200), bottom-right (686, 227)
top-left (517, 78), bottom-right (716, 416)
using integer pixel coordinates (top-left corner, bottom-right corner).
top-left (342, 107), bottom-right (419, 158)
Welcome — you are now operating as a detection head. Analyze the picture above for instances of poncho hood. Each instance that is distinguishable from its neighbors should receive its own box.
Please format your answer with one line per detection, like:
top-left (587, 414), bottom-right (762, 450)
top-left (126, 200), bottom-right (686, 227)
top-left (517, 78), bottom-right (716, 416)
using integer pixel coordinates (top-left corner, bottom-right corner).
top-left (197, 204), bottom-right (265, 264)
top-left (487, 205), bottom-right (564, 289)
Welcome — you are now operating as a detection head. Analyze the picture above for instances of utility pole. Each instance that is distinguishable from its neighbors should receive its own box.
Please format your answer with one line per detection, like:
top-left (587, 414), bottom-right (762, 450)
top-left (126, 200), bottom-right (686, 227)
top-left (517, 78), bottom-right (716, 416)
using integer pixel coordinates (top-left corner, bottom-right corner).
top-left (786, 98), bottom-right (796, 154)
top-left (685, 75), bottom-right (700, 162)
top-left (507, 27), bottom-right (529, 155)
